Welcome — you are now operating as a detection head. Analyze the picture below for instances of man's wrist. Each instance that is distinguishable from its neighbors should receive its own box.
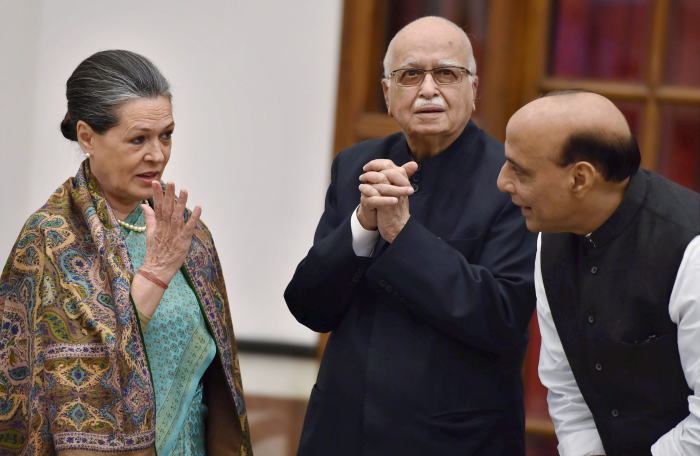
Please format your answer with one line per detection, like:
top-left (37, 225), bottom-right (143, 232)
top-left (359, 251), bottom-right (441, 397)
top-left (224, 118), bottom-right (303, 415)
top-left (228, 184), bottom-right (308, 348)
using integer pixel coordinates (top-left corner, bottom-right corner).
top-left (384, 214), bottom-right (410, 243)
top-left (356, 206), bottom-right (378, 231)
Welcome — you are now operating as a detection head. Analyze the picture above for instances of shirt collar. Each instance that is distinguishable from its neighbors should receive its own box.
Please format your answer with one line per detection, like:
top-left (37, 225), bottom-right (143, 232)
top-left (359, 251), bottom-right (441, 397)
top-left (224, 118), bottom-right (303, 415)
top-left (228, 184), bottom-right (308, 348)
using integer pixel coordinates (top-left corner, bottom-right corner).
top-left (585, 170), bottom-right (647, 249)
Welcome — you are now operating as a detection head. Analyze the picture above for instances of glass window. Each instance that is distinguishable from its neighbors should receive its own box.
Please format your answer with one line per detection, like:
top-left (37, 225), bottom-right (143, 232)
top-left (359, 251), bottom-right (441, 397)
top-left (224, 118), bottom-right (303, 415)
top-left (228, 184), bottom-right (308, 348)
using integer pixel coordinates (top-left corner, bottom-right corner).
top-left (656, 104), bottom-right (700, 191)
top-left (615, 100), bottom-right (644, 137)
top-left (664, 0), bottom-right (700, 87)
top-left (549, 0), bottom-right (653, 82)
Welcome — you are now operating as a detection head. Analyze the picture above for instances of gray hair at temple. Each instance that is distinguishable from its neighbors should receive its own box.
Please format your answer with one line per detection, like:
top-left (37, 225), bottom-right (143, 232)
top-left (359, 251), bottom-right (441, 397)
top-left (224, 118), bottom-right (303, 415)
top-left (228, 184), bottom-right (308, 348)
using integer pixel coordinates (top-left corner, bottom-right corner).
top-left (382, 16), bottom-right (477, 85)
top-left (60, 50), bottom-right (171, 141)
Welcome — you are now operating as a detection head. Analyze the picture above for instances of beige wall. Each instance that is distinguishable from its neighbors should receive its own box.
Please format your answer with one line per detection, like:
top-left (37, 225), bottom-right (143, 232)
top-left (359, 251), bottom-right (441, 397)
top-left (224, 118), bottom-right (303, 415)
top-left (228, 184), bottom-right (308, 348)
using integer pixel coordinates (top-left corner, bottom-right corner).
top-left (0, 0), bottom-right (343, 346)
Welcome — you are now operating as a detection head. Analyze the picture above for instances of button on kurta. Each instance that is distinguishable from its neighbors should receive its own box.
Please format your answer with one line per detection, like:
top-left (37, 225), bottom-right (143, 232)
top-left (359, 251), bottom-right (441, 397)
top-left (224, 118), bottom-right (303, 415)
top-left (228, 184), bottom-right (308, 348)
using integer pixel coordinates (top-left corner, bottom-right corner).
top-left (411, 184), bottom-right (419, 192)
top-left (411, 174), bottom-right (421, 183)
top-left (386, 285), bottom-right (393, 293)
top-left (591, 266), bottom-right (598, 274)
top-left (612, 409), bottom-right (619, 417)
top-left (595, 363), bottom-right (602, 371)
top-left (588, 315), bottom-right (595, 324)
top-left (379, 280), bottom-right (387, 287)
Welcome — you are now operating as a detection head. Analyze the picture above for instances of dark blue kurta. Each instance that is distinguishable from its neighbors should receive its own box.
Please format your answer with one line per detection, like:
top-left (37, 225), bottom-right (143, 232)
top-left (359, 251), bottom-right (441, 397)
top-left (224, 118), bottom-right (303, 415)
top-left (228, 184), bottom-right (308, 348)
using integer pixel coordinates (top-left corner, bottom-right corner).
top-left (285, 121), bottom-right (537, 456)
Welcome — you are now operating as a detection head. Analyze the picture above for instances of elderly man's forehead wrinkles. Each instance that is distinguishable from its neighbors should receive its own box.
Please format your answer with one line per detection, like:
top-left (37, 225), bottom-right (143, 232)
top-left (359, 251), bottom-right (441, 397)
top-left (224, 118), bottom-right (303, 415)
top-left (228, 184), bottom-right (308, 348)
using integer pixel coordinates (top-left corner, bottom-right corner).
top-left (397, 59), bottom-right (420, 69)
top-left (436, 59), bottom-right (465, 68)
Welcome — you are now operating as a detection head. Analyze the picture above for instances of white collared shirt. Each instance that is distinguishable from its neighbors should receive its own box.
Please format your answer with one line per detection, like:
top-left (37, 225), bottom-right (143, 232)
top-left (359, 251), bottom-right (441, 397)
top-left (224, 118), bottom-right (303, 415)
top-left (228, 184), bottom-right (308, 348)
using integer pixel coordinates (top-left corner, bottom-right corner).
top-left (536, 233), bottom-right (700, 456)
top-left (351, 205), bottom-right (380, 257)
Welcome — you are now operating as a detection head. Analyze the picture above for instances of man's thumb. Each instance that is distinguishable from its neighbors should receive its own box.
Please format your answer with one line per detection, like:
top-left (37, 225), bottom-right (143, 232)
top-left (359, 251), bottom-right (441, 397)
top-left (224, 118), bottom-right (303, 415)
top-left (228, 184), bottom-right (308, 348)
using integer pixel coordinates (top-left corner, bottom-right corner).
top-left (402, 161), bottom-right (419, 179)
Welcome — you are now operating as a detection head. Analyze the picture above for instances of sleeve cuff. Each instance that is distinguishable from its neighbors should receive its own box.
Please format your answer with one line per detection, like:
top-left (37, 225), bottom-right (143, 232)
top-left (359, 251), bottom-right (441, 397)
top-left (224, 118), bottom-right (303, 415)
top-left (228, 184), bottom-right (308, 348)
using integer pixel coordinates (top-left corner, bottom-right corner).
top-left (350, 205), bottom-right (379, 257)
top-left (557, 429), bottom-right (606, 456)
top-left (136, 307), bottom-right (152, 330)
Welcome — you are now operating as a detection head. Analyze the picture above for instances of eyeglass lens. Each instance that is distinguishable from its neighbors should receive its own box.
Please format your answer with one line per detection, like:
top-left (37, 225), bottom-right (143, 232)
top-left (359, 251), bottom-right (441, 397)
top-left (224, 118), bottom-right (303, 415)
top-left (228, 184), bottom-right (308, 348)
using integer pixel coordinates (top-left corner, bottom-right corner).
top-left (397, 67), bottom-right (462, 86)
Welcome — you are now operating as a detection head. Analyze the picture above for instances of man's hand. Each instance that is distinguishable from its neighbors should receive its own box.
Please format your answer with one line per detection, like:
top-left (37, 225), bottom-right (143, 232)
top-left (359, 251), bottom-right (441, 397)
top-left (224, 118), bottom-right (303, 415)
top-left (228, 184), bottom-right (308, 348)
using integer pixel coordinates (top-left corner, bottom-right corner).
top-left (359, 159), bottom-right (418, 243)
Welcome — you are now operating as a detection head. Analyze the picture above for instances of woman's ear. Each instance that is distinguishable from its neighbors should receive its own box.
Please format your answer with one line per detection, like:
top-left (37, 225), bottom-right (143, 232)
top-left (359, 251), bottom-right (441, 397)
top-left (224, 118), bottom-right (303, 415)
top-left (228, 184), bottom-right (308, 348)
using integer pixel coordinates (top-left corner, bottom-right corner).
top-left (76, 121), bottom-right (96, 156)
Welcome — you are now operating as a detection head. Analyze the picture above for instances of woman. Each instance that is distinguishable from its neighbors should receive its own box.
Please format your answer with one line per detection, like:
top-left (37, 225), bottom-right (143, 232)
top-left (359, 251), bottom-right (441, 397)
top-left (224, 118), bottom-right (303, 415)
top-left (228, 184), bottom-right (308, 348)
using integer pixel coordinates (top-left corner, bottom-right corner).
top-left (0, 50), bottom-right (251, 455)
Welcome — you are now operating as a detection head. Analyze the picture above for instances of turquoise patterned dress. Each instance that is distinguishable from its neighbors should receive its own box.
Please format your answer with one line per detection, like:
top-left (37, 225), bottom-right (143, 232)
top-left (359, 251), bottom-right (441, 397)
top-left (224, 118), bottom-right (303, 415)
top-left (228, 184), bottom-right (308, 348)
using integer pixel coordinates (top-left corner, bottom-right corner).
top-left (121, 206), bottom-right (216, 456)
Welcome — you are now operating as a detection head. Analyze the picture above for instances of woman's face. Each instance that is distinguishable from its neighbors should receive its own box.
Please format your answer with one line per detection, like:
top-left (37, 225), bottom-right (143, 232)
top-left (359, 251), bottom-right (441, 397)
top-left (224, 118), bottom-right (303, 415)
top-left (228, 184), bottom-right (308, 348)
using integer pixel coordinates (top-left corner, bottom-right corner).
top-left (77, 96), bottom-right (174, 214)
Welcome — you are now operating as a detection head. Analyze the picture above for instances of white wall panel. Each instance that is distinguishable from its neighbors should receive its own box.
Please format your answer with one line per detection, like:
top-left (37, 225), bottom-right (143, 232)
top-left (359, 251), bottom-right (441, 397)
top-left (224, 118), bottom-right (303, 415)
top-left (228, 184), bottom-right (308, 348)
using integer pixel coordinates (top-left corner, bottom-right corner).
top-left (0, 0), bottom-right (343, 346)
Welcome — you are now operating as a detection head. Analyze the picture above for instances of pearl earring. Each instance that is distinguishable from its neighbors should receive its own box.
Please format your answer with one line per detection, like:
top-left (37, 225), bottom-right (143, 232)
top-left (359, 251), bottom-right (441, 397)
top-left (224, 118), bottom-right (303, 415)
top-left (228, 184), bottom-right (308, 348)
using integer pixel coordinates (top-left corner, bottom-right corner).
top-left (85, 152), bottom-right (91, 158)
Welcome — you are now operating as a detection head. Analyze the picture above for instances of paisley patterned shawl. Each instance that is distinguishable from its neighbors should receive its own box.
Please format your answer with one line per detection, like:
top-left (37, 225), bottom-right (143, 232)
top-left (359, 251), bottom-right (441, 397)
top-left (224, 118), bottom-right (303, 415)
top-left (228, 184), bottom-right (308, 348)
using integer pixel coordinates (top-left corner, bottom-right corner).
top-left (0, 162), bottom-right (251, 455)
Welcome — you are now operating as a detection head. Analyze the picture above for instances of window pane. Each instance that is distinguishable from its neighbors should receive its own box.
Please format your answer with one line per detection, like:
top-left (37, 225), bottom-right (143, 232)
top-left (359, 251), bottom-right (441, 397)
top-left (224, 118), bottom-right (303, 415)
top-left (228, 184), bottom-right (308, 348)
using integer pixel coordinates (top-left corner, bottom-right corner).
top-left (656, 104), bottom-right (700, 191)
top-left (664, 0), bottom-right (700, 87)
top-left (549, 0), bottom-right (653, 81)
top-left (373, 0), bottom-right (489, 119)
top-left (615, 101), bottom-right (644, 137)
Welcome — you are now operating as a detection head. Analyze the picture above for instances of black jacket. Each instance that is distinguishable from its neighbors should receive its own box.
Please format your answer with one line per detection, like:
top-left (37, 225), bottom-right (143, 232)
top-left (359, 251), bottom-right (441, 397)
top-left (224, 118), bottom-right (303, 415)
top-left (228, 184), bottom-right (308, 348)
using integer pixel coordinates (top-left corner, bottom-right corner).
top-left (285, 121), bottom-right (538, 456)
top-left (541, 169), bottom-right (700, 455)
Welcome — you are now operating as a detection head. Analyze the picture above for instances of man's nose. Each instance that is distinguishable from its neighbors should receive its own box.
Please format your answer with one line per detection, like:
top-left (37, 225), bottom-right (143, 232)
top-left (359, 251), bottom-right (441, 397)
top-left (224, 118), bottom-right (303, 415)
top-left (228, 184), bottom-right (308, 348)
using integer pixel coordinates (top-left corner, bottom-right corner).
top-left (418, 72), bottom-right (440, 98)
top-left (497, 164), bottom-right (514, 194)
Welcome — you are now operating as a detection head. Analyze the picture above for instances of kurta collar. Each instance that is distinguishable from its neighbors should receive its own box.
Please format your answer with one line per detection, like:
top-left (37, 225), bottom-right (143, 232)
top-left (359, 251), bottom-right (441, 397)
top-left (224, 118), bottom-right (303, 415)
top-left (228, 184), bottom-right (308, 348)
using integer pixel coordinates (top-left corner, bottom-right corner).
top-left (396, 120), bottom-right (480, 194)
top-left (584, 170), bottom-right (647, 250)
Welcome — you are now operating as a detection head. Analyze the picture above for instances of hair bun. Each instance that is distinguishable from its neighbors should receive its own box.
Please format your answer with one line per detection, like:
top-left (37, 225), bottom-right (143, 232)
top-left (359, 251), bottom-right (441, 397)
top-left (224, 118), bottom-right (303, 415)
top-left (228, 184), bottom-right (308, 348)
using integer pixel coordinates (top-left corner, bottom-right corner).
top-left (60, 111), bottom-right (77, 141)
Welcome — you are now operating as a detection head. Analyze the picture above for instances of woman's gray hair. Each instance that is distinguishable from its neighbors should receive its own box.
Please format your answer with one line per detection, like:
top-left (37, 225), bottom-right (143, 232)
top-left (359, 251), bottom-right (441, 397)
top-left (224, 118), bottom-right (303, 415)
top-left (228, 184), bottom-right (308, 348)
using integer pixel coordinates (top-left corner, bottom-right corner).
top-left (60, 50), bottom-right (171, 141)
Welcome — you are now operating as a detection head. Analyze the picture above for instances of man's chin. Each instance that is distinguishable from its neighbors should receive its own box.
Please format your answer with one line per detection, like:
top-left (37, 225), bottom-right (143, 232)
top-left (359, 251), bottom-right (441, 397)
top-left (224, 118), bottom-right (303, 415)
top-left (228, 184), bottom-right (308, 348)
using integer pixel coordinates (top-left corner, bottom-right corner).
top-left (406, 122), bottom-right (450, 136)
top-left (524, 218), bottom-right (541, 233)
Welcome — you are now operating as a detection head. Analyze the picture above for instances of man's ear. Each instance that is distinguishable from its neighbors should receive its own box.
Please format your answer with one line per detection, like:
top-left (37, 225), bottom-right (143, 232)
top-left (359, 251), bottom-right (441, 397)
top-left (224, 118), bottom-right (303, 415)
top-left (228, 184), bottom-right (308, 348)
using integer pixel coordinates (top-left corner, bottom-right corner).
top-left (382, 79), bottom-right (392, 117)
top-left (76, 120), bottom-right (97, 156)
top-left (571, 161), bottom-right (596, 195)
top-left (471, 75), bottom-right (479, 112)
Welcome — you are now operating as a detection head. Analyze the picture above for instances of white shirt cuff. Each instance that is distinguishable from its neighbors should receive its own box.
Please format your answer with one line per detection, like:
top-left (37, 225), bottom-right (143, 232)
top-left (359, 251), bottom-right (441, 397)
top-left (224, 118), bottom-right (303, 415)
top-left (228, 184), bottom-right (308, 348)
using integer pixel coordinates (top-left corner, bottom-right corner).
top-left (557, 429), bottom-right (606, 456)
top-left (350, 205), bottom-right (379, 257)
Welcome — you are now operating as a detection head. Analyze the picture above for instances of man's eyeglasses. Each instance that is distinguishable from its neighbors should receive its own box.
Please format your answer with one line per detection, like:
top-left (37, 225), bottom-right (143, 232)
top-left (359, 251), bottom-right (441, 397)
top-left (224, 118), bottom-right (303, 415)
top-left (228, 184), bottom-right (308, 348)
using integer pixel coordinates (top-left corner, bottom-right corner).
top-left (389, 66), bottom-right (471, 87)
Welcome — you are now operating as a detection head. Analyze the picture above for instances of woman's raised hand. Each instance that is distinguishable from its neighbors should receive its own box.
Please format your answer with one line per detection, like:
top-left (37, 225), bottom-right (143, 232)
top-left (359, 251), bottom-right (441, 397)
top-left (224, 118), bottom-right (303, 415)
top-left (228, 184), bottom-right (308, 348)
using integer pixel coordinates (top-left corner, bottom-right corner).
top-left (140, 180), bottom-right (202, 285)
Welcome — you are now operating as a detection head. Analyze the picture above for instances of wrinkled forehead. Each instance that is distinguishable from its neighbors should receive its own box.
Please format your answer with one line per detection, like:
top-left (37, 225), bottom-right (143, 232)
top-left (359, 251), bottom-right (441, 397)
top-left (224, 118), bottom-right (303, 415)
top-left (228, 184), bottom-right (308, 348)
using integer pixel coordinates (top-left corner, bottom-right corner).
top-left (391, 27), bottom-right (471, 69)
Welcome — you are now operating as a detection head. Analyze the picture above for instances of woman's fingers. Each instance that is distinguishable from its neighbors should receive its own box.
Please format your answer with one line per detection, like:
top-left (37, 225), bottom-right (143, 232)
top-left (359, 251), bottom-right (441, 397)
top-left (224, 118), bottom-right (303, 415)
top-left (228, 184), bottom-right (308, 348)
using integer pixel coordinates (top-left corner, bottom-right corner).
top-left (173, 189), bottom-right (188, 226)
top-left (152, 181), bottom-right (164, 221)
top-left (162, 181), bottom-right (176, 221)
top-left (184, 205), bottom-right (202, 235)
top-left (142, 204), bottom-right (156, 235)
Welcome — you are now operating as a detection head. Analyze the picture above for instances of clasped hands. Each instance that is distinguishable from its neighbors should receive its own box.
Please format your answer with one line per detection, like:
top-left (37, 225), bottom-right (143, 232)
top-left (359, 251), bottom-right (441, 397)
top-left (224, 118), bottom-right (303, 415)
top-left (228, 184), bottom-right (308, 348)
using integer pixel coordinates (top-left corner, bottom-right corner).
top-left (357, 159), bottom-right (419, 243)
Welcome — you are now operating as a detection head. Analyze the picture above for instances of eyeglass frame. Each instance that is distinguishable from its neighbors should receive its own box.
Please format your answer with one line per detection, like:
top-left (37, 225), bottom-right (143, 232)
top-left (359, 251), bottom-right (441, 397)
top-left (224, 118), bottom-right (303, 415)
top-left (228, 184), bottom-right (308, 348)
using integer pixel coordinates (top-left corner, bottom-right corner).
top-left (388, 66), bottom-right (473, 87)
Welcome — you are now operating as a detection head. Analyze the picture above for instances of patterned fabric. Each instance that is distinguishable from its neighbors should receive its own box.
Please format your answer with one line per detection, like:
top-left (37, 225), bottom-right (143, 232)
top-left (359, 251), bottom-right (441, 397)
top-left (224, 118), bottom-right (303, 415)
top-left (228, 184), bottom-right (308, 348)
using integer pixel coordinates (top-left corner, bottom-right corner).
top-left (121, 207), bottom-right (215, 456)
top-left (0, 162), bottom-right (251, 455)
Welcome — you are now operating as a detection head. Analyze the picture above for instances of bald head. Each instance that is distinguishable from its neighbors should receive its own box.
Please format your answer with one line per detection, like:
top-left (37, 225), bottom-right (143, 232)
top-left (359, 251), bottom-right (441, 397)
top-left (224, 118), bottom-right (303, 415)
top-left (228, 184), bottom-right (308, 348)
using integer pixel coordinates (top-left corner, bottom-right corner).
top-left (383, 16), bottom-right (476, 80)
top-left (508, 91), bottom-right (639, 182)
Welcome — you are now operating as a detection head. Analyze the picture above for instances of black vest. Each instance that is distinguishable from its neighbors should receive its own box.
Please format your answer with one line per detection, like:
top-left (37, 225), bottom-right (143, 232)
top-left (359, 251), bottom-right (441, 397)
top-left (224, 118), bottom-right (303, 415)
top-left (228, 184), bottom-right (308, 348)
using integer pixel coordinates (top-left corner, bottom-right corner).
top-left (541, 169), bottom-right (700, 456)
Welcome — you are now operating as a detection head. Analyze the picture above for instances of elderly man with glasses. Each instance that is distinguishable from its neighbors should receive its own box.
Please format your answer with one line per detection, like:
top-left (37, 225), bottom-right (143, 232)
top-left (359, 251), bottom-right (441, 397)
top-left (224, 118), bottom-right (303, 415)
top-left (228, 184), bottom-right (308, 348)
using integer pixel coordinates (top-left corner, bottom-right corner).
top-left (285, 16), bottom-right (537, 456)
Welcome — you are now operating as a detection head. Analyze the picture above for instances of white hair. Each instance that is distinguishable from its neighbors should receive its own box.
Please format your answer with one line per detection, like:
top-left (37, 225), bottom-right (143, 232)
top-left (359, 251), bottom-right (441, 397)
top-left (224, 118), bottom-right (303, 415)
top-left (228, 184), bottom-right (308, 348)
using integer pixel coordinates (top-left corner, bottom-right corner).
top-left (383, 16), bottom-right (477, 86)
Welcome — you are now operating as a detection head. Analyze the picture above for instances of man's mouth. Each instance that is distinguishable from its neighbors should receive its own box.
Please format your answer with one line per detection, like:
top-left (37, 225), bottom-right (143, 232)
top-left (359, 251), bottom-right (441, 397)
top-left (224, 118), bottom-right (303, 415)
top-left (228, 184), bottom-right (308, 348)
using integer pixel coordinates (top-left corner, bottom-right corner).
top-left (415, 107), bottom-right (445, 114)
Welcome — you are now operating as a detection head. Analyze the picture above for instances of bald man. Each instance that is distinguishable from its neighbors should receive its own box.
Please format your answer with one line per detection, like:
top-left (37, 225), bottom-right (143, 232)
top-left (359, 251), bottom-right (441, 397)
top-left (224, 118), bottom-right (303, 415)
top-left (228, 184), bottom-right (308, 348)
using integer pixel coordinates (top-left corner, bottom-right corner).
top-left (286, 16), bottom-right (536, 455)
top-left (498, 90), bottom-right (700, 456)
